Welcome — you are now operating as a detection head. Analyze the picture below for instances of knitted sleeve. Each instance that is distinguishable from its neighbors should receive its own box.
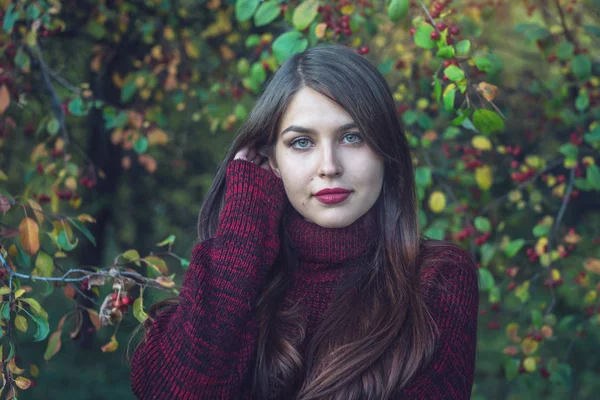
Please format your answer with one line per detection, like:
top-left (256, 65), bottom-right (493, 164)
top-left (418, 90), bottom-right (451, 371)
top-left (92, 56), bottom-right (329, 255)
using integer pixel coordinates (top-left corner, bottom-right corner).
top-left (398, 249), bottom-right (479, 399)
top-left (130, 159), bottom-right (287, 399)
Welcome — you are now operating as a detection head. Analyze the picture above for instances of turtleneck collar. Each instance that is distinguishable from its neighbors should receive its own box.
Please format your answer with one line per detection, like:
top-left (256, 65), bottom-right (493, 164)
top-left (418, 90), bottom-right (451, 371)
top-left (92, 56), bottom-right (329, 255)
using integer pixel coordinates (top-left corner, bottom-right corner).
top-left (284, 205), bottom-right (378, 267)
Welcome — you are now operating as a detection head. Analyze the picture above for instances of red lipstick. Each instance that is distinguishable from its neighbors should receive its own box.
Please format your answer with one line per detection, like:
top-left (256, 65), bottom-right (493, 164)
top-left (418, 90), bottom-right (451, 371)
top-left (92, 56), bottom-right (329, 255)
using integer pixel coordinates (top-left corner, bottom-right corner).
top-left (314, 188), bottom-right (352, 204)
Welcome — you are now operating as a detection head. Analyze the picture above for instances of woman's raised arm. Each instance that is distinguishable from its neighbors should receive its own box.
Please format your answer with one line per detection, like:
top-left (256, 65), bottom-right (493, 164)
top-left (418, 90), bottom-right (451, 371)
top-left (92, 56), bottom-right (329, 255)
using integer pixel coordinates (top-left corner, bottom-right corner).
top-left (130, 158), bottom-right (286, 399)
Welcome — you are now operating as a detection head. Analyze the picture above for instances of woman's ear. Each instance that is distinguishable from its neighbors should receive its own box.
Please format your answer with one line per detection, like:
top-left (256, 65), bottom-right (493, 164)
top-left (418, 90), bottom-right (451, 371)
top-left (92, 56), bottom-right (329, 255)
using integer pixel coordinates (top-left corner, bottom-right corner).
top-left (268, 156), bottom-right (281, 178)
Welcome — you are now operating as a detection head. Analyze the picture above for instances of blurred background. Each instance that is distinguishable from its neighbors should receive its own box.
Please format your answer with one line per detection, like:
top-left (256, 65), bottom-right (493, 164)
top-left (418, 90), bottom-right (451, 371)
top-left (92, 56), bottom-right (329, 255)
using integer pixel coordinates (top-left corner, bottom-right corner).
top-left (1, 0), bottom-right (600, 399)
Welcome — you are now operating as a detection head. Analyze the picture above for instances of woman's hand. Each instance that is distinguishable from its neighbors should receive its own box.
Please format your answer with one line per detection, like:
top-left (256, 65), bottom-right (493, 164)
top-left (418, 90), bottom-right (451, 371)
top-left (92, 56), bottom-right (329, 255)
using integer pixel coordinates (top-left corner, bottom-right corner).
top-left (234, 145), bottom-right (273, 173)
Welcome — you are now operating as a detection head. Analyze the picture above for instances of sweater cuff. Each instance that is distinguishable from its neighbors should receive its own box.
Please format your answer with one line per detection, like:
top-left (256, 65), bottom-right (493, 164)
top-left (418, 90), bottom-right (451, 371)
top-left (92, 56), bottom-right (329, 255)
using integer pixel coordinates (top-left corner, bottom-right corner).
top-left (224, 158), bottom-right (286, 204)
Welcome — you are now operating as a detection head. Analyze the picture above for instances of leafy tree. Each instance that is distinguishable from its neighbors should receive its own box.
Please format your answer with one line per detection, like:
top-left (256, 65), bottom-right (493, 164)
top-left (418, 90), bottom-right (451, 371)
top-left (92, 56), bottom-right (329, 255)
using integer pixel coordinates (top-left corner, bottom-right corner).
top-left (0, 0), bottom-right (599, 398)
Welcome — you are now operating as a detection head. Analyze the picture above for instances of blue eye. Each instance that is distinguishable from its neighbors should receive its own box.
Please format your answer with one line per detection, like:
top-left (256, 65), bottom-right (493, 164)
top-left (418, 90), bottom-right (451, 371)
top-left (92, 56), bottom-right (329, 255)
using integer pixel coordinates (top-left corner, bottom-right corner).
top-left (343, 133), bottom-right (362, 143)
top-left (290, 133), bottom-right (362, 149)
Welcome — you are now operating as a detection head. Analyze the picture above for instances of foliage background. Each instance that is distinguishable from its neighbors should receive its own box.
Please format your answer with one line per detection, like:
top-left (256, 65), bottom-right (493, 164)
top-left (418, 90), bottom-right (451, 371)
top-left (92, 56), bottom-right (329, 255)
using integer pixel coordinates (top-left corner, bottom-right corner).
top-left (1, 0), bottom-right (600, 399)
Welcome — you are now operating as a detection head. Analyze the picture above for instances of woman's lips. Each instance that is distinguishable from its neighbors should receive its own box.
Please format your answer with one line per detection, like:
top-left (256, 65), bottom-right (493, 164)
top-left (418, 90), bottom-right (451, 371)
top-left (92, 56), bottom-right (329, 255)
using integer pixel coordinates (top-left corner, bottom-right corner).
top-left (314, 192), bottom-right (351, 204)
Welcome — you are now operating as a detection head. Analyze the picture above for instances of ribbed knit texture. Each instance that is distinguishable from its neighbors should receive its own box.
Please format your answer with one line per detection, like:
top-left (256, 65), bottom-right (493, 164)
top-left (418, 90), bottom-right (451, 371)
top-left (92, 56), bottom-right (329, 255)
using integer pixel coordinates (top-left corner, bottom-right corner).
top-left (130, 159), bottom-right (479, 400)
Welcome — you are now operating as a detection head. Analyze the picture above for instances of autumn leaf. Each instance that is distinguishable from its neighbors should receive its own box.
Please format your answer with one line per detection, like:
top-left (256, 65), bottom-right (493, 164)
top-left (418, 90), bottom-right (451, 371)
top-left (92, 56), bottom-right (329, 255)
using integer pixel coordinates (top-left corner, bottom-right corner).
top-left (19, 217), bottom-right (40, 256)
top-left (14, 376), bottom-right (32, 390)
top-left (0, 85), bottom-right (10, 114)
top-left (476, 82), bottom-right (499, 102)
top-left (428, 191), bottom-right (446, 213)
top-left (101, 335), bottom-right (119, 353)
top-left (43, 331), bottom-right (62, 361)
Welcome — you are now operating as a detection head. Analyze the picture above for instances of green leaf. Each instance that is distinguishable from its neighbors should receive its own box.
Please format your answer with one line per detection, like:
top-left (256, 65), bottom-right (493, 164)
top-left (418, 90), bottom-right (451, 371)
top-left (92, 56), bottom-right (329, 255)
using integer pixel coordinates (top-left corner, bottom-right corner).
top-left (478, 268), bottom-right (494, 291)
top-left (436, 46), bottom-right (454, 59)
top-left (480, 243), bottom-right (495, 267)
top-left (456, 40), bottom-right (471, 56)
top-left (472, 109), bottom-right (504, 135)
top-left (272, 32), bottom-right (308, 64)
top-left (587, 165), bottom-right (600, 190)
top-left (134, 136), bottom-right (149, 154)
top-left (245, 34), bottom-right (261, 47)
top-left (388, 0), bottom-right (410, 21)
top-left (3, 4), bottom-right (20, 33)
top-left (250, 62), bottom-right (266, 85)
top-left (415, 167), bottom-right (432, 188)
top-left (31, 314), bottom-right (49, 342)
top-left (69, 218), bottom-right (96, 247)
top-left (559, 143), bottom-right (578, 159)
top-left (0, 302), bottom-right (10, 320)
top-left (292, 0), bottom-right (319, 31)
top-left (444, 65), bottom-right (464, 82)
top-left (121, 81), bottom-right (137, 103)
top-left (26, 4), bottom-right (41, 19)
top-left (474, 217), bottom-right (491, 233)
top-left (86, 20), bottom-right (106, 39)
top-left (531, 310), bottom-right (543, 329)
top-left (474, 57), bottom-right (492, 71)
top-left (402, 110), bottom-right (418, 125)
top-left (16, 243), bottom-right (31, 268)
top-left (34, 251), bottom-right (54, 278)
top-left (443, 126), bottom-right (461, 139)
top-left (532, 224), bottom-right (551, 237)
top-left (123, 249), bottom-right (141, 266)
top-left (234, 104), bottom-right (248, 120)
top-left (378, 59), bottom-right (394, 75)
top-left (68, 98), bottom-right (87, 117)
top-left (583, 24), bottom-right (600, 37)
top-left (524, 27), bottom-right (549, 41)
top-left (572, 55), bottom-right (591, 80)
top-left (443, 87), bottom-right (456, 111)
top-left (15, 48), bottom-right (31, 72)
top-left (133, 297), bottom-right (148, 323)
top-left (254, 1), bottom-right (280, 27)
top-left (235, 0), bottom-right (260, 22)
top-left (57, 230), bottom-right (78, 251)
top-left (414, 24), bottom-right (436, 49)
top-left (433, 77), bottom-right (442, 102)
top-left (21, 298), bottom-right (47, 318)
top-left (584, 126), bottom-right (600, 144)
top-left (156, 235), bottom-right (176, 247)
top-left (557, 40), bottom-right (574, 61)
top-left (504, 239), bottom-right (525, 258)
top-left (47, 118), bottom-right (60, 136)
top-left (505, 358), bottom-right (520, 381)
top-left (575, 93), bottom-right (589, 112)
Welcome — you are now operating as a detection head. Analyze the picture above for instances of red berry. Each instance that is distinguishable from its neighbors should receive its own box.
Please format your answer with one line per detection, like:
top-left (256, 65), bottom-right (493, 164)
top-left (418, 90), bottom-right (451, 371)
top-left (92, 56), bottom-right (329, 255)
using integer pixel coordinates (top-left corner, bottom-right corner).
top-left (361, 46), bottom-right (370, 55)
top-left (410, 27), bottom-right (416, 36)
top-left (122, 296), bottom-right (131, 305)
top-left (436, 22), bottom-right (447, 31)
top-left (431, 31), bottom-right (441, 40)
top-left (449, 25), bottom-right (460, 35)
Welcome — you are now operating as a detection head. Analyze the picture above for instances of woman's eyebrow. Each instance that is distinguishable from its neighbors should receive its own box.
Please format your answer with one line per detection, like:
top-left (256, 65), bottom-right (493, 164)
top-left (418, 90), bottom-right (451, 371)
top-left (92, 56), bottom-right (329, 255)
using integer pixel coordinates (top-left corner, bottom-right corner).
top-left (280, 122), bottom-right (358, 136)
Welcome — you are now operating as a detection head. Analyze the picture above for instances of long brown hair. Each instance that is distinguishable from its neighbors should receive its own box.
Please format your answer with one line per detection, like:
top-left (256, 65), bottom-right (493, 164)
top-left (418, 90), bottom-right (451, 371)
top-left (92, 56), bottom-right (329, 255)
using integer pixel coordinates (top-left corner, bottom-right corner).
top-left (130, 44), bottom-right (475, 399)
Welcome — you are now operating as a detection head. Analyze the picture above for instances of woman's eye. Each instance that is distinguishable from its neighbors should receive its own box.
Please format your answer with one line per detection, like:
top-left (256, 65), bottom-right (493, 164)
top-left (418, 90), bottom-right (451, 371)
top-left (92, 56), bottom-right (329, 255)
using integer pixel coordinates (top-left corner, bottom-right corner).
top-left (343, 133), bottom-right (362, 143)
top-left (291, 138), bottom-right (311, 149)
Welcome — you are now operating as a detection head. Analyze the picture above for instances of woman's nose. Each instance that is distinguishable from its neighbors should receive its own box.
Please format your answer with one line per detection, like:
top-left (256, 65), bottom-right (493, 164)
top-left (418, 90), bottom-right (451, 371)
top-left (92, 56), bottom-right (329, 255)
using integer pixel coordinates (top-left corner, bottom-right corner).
top-left (317, 147), bottom-right (342, 177)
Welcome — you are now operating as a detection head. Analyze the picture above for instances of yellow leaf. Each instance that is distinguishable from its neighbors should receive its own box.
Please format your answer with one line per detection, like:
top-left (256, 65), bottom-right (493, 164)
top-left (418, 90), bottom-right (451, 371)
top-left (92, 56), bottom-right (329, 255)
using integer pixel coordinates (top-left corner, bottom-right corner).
top-left (475, 165), bottom-right (493, 191)
top-left (505, 322), bottom-right (521, 343)
top-left (147, 128), bottom-right (169, 146)
top-left (584, 258), bottom-right (600, 274)
top-left (27, 199), bottom-right (44, 225)
top-left (428, 191), bottom-right (446, 213)
top-left (164, 26), bottom-right (175, 40)
top-left (523, 357), bottom-right (537, 372)
top-left (551, 268), bottom-right (561, 281)
top-left (184, 41), bottom-right (200, 59)
top-left (0, 170), bottom-right (7, 180)
top-left (541, 325), bottom-right (553, 338)
top-left (8, 359), bottom-right (24, 375)
top-left (19, 217), bottom-right (40, 256)
top-left (14, 289), bottom-right (25, 298)
top-left (471, 135), bottom-right (492, 151)
top-left (14, 376), bottom-right (31, 390)
top-left (0, 85), bottom-right (10, 114)
top-left (87, 308), bottom-right (102, 331)
top-left (156, 276), bottom-right (175, 288)
top-left (151, 45), bottom-right (162, 60)
top-left (521, 337), bottom-right (539, 356)
top-left (77, 214), bottom-right (96, 224)
top-left (29, 364), bottom-right (40, 377)
top-left (65, 176), bottom-right (77, 190)
top-left (144, 256), bottom-right (168, 275)
top-left (341, 4), bottom-right (355, 15)
top-left (476, 82), bottom-right (499, 102)
top-left (584, 290), bottom-right (597, 304)
top-left (15, 315), bottom-right (28, 332)
top-left (315, 23), bottom-right (327, 39)
top-left (101, 335), bottom-right (119, 353)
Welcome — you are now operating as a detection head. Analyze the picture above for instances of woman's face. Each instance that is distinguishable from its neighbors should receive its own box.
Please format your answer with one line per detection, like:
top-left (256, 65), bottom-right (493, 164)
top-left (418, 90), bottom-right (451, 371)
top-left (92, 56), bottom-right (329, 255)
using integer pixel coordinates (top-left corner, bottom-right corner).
top-left (269, 87), bottom-right (384, 228)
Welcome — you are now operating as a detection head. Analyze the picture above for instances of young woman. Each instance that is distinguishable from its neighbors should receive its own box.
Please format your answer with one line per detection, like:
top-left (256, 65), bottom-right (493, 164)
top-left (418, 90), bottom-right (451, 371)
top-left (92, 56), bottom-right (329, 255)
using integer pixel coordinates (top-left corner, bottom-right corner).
top-left (130, 44), bottom-right (479, 400)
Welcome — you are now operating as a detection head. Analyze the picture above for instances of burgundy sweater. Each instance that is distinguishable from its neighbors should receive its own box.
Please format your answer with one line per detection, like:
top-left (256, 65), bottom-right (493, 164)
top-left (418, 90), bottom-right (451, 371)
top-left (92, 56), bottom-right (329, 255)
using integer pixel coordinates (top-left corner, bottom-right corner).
top-left (130, 159), bottom-right (479, 399)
